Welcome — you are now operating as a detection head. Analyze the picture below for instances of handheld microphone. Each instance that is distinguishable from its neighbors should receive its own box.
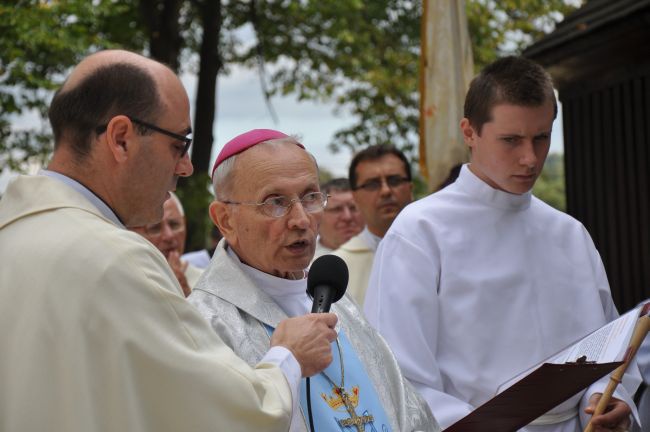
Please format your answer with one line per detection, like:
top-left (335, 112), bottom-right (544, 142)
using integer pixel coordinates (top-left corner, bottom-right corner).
top-left (307, 255), bottom-right (348, 313)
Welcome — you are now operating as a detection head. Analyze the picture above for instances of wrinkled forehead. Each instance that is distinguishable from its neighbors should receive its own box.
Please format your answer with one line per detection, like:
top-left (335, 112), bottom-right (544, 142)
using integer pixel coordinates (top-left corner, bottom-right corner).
top-left (233, 141), bottom-right (319, 192)
top-left (241, 139), bottom-right (316, 168)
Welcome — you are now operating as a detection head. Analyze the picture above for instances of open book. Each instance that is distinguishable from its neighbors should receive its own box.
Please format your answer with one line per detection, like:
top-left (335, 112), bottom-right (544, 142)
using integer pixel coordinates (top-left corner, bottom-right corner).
top-left (444, 304), bottom-right (649, 432)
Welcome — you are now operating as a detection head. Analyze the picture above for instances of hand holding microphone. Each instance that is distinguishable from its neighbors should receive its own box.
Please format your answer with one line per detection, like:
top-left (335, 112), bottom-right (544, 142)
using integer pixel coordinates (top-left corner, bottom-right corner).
top-left (270, 255), bottom-right (349, 377)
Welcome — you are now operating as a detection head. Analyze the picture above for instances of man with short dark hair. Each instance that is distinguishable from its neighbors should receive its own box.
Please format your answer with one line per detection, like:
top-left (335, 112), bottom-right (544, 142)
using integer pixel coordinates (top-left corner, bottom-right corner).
top-left (313, 177), bottom-right (364, 260)
top-left (0, 50), bottom-right (337, 431)
top-left (333, 144), bottom-right (413, 306)
top-left (365, 56), bottom-right (641, 432)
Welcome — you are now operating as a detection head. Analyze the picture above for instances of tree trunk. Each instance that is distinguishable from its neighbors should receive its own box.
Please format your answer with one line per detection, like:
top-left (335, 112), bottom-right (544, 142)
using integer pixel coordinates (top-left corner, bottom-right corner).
top-left (140, 0), bottom-right (183, 72)
top-left (178, 0), bottom-right (223, 252)
top-left (191, 0), bottom-right (223, 175)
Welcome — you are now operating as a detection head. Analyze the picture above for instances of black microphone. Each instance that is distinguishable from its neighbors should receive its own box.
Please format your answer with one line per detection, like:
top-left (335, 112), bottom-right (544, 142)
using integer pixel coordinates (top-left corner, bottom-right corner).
top-left (307, 255), bottom-right (348, 313)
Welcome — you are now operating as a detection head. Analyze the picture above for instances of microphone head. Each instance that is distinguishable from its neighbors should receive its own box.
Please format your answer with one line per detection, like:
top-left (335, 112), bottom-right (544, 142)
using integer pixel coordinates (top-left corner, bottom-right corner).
top-left (307, 254), bottom-right (348, 303)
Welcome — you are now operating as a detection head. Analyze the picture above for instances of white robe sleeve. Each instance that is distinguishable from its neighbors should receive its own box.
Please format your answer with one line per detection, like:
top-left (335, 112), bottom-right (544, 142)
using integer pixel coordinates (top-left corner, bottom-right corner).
top-left (365, 230), bottom-right (474, 428)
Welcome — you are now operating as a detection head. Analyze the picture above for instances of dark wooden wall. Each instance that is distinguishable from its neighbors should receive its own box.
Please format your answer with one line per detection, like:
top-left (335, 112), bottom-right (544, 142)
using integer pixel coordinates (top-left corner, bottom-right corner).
top-left (561, 67), bottom-right (650, 311)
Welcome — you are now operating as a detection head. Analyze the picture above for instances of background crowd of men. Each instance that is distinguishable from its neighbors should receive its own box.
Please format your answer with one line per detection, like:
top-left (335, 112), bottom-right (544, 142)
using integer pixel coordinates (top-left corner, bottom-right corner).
top-left (0, 48), bottom-right (648, 432)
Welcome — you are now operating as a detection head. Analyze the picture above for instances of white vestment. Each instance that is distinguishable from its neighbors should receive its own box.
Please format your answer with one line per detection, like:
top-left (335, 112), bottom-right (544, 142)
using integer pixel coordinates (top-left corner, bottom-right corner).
top-left (182, 249), bottom-right (211, 268)
top-left (184, 261), bottom-right (204, 290)
top-left (0, 174), bottom-right (299, 432)
top-left (333, 228), bottom-right (380, 307)
top-left (365, 165), bottom-right (641, 431)
top-left (188, 242), bottom-right (439, 432)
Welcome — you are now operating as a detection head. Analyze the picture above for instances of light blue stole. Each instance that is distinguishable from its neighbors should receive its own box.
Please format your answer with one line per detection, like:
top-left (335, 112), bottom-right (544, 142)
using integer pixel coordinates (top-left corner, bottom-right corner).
top-left (267, 325), bottom-right (392, 431)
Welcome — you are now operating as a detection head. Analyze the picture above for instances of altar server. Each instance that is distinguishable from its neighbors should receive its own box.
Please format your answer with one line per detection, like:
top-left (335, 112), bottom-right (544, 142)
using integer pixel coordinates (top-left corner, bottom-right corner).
top-left (365, 56), bottom-right (641, 432)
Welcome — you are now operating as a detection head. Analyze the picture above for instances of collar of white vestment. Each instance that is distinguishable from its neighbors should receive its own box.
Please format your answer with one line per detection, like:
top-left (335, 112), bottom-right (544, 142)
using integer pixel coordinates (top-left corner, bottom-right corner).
top-left (226, 245), bottom-right (311, 318)
top-left (457, 164), bottom-right (532, 211)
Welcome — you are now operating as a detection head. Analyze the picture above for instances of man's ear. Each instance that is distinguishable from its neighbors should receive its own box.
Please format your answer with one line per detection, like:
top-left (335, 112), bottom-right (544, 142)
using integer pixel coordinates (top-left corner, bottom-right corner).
top-left (209, 200), bottom-right (237, 247)
top-left (104, 115), bottom-right (135, 163)
top-left (460, 118), bottom-right (477, 149)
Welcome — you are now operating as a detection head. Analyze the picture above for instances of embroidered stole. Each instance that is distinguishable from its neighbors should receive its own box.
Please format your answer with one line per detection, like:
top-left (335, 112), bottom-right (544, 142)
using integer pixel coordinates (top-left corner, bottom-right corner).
top-left (267, 325), bottom-right (392, 431)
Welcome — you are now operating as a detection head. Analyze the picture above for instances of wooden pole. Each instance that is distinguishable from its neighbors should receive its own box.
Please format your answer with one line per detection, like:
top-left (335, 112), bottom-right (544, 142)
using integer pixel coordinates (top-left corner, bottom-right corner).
top-left (584, 314), bottom-right (650, 432)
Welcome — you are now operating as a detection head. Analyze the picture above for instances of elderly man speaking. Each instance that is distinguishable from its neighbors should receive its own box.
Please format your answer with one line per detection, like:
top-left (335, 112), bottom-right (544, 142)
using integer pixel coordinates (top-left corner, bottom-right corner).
top-left (189, 129), bottom-right (438, 431)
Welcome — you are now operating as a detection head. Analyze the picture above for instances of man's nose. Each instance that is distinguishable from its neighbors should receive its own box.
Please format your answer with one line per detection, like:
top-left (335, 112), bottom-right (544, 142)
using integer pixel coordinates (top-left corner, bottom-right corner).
top-left (161, 222), bottom-right (175, 240)
top-left (340, 206), bottom-right (354, 220)
top-left (519, 141), bottom-right (537, 168)
top-left (379, 178), bottom-right (392, 196)
top-left (176, 152), bottom-right (194, 177)
top-left (287, 201), bottom-right (311, 230)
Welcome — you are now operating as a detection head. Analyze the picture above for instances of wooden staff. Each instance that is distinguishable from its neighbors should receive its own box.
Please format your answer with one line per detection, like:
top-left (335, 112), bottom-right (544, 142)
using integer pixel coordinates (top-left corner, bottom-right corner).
top-left (584, 313), bottom-right (650, 432)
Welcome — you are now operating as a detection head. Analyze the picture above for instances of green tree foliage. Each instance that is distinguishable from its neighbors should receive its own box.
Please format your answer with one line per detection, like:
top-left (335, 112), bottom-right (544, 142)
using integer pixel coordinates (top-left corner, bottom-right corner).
top-left (468, 0), bottom-right (578, 69)
top-left (0, 0), bottom-right (579, 246)
top-left (236, 0), bottom-right (581, 157)
top-left (0, 0), bottom-right (145, 170)
top-left (533, 152), bottom-right (566, 211)
top-left (230, 0), bottom-right (422, 158)
top-left (1, 0), bottom-right (582, 168)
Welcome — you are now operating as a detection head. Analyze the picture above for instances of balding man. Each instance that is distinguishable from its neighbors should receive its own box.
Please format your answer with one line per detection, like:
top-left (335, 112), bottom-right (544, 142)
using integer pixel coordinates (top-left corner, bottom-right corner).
top-left (0, 50), bottom-right (337, 431)
top-left (188, 129), bottom-right (438, 431)
top-left (131, 192), bottom-right (203, 296)
top-left (312, 178), bottom-right (364, 260)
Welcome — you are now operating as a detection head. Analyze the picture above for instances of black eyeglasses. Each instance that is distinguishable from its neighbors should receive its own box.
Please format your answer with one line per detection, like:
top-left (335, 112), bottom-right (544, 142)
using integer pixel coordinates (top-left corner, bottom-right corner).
top-left (221, 192), bottom-right (329, 218)
top-left (354, 175), bottom-right (410, 192)
top-left (95, 116), bottom-right (192, 157)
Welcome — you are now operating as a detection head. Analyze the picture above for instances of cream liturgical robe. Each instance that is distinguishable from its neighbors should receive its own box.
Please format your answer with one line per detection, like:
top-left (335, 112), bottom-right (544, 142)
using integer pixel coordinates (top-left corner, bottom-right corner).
top-left (0, 175), bottom-right (297, 432)
top-left (365, 165), bottom-right (641, 432)
top-left (333, 228), bottom-right (380, 307)
top-left (188, 242), bottom-right (439, 432)
top-left (184, 262), bottom-right (204, 290)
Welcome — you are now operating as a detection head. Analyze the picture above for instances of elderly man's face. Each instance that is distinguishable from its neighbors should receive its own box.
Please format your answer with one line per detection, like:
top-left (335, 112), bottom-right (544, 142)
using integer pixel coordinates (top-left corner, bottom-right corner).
top-left (132, 197), bottom-right (186, 258)
top-left (319, 190), bottom-right (364, 250)
top-left (220, 142), bottom-right (322, 278)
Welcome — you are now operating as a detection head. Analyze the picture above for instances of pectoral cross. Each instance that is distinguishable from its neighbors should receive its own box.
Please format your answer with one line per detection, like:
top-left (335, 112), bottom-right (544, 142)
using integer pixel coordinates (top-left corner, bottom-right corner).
top-left (337, 388), bottom-right (374, 431)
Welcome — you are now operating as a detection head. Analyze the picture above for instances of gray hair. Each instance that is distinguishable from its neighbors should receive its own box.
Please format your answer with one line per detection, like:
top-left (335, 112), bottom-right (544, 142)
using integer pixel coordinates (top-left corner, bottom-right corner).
top-left (167, 191), bottom-right (185, 216)
top-left (212, 155), bottom-right (238, 200)
top-left (212, 137), bottom-right (319, 200)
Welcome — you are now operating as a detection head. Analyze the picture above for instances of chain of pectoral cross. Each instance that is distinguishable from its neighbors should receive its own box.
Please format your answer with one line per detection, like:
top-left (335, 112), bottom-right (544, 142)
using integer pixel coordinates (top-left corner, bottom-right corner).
top-left (320, 338), bottom-right (373, 431)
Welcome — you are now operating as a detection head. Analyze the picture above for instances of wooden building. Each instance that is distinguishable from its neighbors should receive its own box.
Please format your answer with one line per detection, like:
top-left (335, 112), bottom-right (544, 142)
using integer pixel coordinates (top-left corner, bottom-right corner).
top-left (525, 0), bottom-right (650, 311)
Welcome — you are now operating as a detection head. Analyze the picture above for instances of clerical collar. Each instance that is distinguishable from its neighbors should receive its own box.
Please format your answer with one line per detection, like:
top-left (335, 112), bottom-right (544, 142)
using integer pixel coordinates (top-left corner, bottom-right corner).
top-left (226, 246), bottom-right (311, 317)
top-left (359, 227), bottom-right (382, 252)
top-left (39, 169), bottom-right (125, 227)
top-left (457, 164), bottom-right (532, 211)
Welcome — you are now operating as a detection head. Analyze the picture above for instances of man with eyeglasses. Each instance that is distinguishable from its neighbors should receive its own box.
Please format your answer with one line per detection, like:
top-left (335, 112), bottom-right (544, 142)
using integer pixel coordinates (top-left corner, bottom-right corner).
top-left (312, 178), bottom-right (365, 261)
top-left (131, 192), bottom-right (202, 296)
top-left (188, 129), bottom-right (438, 431)
top-left (332, 144), bottom-right (413, 307)
top-left (0, 50), bottom-right (340, 431)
